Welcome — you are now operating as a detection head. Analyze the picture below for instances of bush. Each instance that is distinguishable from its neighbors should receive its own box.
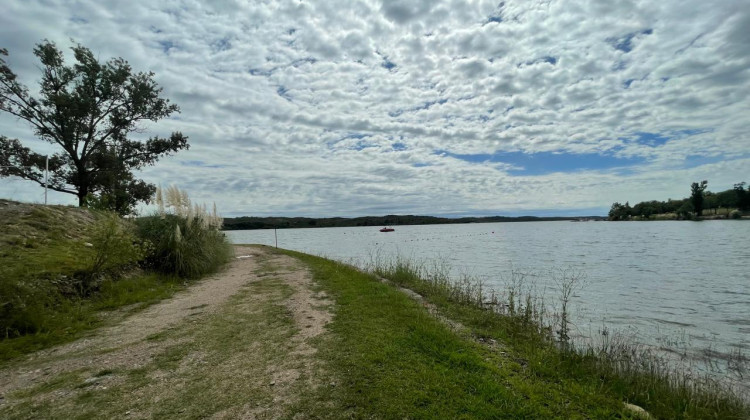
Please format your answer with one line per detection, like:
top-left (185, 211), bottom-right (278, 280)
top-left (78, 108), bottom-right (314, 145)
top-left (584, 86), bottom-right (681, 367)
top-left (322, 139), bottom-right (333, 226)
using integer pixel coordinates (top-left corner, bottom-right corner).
top-left (85, 214), bottom-right (146, 281)
top-left (0, 279), bottom-right (57, 338)
top-left (136, 186), bottom-right (232, 278)
top-left (729, 210), bottom-right (742, 219)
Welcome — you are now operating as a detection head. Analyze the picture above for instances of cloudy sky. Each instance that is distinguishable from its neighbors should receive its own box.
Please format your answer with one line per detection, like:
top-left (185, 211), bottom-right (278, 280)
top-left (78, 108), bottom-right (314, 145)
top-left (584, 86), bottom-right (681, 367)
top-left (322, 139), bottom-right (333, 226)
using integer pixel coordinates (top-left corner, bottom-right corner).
top-left (1, 0), bottom-right (748, 217)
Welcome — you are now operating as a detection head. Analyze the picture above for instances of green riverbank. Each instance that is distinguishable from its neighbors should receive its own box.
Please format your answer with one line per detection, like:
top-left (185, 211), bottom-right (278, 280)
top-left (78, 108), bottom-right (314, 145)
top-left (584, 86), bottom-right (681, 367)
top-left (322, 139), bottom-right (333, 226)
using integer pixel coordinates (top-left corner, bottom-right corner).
top-left (1, 244), bottom-right (747, 418)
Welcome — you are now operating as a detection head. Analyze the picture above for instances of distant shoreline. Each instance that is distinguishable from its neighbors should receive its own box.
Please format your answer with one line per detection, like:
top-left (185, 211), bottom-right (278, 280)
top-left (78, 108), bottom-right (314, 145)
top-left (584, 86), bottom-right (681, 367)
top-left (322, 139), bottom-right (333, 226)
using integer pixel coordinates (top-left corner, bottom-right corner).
top-left (222, 214), bottom-right (607, 230)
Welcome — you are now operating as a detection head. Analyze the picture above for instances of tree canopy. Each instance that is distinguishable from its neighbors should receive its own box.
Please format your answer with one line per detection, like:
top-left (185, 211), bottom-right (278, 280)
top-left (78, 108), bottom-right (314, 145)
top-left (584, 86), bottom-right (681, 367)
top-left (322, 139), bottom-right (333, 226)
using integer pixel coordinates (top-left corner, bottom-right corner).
top-left (608, 180), bottom-right (748, 220)
top-left (690, 180), bottom-right (708, 217)
top-left (0, 40), bottom-right (188, 215)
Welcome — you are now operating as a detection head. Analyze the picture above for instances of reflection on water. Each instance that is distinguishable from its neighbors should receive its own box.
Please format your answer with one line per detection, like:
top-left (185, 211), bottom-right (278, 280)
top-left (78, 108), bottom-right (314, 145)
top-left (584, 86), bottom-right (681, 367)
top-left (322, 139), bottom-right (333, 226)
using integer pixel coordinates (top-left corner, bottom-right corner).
top-left (227, 220), bottom-right (750, 386)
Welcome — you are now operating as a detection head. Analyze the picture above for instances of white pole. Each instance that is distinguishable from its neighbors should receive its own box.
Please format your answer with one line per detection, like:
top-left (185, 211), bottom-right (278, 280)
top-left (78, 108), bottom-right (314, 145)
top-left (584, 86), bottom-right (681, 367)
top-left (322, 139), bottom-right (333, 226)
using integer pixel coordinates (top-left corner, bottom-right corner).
top-left (44, 155), bottom-right (49, 205)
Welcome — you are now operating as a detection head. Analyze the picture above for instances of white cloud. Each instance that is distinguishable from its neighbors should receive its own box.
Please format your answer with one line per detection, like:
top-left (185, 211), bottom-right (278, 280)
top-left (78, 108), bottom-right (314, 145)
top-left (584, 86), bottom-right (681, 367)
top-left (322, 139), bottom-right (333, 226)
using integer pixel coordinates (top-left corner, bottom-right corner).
top-left (1, 0), bottom-right (748, 216)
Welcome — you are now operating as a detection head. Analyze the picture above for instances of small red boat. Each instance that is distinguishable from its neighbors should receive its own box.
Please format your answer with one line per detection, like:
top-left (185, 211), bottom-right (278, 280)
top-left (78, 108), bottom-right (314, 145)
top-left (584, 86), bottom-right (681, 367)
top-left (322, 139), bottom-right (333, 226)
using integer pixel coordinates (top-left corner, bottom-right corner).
top-left (379, 227), bottom-right (395, 232)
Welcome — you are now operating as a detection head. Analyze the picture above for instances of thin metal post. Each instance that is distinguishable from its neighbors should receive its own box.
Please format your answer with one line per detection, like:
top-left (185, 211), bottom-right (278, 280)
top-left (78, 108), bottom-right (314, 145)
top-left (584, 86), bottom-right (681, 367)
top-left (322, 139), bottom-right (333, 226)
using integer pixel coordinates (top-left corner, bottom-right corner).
top-left (274, 228), bottom-right (278, 248)
top-left (44, 155), bottom-right (48, 205)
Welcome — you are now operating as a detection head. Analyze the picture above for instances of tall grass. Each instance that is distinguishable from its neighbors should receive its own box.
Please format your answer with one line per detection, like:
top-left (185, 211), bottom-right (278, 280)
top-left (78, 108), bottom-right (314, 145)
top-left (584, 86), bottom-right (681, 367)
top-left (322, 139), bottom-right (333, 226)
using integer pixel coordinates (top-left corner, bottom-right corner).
top-left (135, 186), bottom-right (232, 278)
top-left (370, 256), bottom-right (749, 419)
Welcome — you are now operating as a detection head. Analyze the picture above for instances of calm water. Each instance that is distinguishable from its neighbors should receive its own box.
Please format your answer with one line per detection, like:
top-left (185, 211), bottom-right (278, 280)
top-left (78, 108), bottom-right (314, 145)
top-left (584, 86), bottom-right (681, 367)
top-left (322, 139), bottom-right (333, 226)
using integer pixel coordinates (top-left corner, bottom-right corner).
top-left (227, 221), bottom-right (750, 378)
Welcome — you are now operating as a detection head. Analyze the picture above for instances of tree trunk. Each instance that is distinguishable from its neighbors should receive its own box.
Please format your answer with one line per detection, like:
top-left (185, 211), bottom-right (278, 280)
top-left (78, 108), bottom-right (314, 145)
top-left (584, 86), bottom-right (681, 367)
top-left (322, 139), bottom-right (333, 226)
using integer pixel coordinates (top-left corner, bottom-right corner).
top-left (78, 185), bottom-right (88, 207)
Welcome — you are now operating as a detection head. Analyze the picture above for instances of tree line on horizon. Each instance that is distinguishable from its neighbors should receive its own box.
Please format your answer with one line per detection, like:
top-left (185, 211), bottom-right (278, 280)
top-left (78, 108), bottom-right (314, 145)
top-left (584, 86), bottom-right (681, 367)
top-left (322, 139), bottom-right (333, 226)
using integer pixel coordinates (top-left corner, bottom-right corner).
top-left (608, 181), bottom-right (749, 221)
top-left (221, 214), bottom-right (598, 230)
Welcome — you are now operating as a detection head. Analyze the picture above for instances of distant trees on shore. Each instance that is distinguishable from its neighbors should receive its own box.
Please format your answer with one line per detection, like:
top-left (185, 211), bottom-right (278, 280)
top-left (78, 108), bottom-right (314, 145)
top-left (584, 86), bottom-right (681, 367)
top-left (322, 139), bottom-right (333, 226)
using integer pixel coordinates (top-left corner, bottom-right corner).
top-left (609, 181), bottom-right (749, 220)
top-left (222, 214), bottom-right (600, 230)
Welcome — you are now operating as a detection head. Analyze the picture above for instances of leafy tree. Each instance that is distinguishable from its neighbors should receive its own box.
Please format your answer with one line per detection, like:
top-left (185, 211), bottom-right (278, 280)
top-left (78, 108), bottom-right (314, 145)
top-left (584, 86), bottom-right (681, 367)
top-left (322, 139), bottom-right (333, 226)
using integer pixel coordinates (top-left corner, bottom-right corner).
top-left (716, 189), bottom-right (737, 211)
top-left (677, 201), bottom-right (694, 220)
top-left (703, 191), bottom-right (718, 215)
top-left (690, 180), bottom-right (708, 216)
top-left (0, 41), bottom-right (188, 213)
top-left (734, 182), bottom-right (749, 211)
top-left (608, 201), bottom-right (632, 221)
top-left (664, 199), bottom-right (684, 214)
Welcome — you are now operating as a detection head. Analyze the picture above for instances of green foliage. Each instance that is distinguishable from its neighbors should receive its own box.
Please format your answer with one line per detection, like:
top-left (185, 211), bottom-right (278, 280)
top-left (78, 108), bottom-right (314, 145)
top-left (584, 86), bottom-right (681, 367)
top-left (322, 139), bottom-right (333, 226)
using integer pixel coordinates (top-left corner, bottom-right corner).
top-left (677, 201), bottom-right (694, 220)
top-left (608, 201), bottom-right (632, 220)
top-left (136, 214), bottom-right (232, 278)
top-left (0, 273), bottom-right (184, 361)
top-left (84, 213), bottom-right (146, 289)
top-left (0, 41), bottom-right (188, 213)
top-left (0, 274), bottom-right (58, 339)
top-left (135, 187), bottom-right (231, 279)
top-left (609, 180), bottom-right (750, 220)
top-left (734, 182), bottom-right (750, 211)
top-left (0, 200), bottom-right (206, 359)
top-left (690, 180), bottom-right (708, 216)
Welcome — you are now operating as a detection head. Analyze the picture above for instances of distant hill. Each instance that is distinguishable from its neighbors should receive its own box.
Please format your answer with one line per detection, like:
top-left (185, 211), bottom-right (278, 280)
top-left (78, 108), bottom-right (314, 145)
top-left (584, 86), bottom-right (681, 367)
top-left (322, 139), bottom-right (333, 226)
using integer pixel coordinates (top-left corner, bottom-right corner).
top-left (222, 214), bottom-right (606, 230)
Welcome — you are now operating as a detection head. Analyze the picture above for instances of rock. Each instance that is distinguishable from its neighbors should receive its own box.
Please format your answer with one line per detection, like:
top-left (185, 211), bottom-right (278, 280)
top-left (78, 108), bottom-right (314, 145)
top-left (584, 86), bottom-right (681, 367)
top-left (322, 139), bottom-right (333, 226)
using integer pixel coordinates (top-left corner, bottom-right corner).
top-left (84, 242), bottom-right (93, 247)
top-left (623, 402), bottom-right (653, 419)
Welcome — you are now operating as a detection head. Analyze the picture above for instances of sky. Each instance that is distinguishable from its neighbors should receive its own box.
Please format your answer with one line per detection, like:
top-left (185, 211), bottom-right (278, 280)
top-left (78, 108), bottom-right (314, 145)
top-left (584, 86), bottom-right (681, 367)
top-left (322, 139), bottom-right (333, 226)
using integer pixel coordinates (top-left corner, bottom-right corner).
top-left (1, 0), bottom-right (749, 217)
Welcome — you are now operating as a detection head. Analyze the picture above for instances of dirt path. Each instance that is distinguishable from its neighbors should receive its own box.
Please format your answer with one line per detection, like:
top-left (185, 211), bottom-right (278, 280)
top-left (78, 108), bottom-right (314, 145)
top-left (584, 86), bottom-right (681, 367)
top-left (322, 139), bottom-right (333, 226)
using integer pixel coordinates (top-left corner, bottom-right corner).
top-left (0, 246), bottom-right (332, 419)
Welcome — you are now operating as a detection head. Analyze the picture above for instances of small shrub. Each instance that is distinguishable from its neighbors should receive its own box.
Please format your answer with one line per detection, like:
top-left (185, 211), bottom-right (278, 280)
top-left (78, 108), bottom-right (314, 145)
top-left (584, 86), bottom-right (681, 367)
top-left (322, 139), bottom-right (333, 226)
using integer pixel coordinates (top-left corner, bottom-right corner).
top-left (729, 210), bottom-right (741, 219)
top-left (0, 279), bottom-right (57, 338)
top-left (136, 186), bottom-right (232, 278)
top-left (87, 214), bottom-right (145, 277)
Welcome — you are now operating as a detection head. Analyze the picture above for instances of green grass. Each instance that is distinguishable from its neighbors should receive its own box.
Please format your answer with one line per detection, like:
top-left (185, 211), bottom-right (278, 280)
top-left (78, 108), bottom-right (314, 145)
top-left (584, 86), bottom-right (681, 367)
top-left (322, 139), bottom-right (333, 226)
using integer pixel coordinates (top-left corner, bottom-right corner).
top-left (0, 200), bottom-right (231, 362)
top-left (282, 250), bottom-right (638, 419)
top-left (369, 258), bottom-right (750, 420)
top-left (0, 273), bottom-right (185, 362)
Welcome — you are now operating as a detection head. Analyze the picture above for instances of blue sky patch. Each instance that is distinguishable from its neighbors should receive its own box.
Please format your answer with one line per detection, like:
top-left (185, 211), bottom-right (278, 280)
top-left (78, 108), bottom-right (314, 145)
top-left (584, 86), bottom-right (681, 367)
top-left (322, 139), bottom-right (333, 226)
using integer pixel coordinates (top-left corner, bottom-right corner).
top-left (523, 56), bottom-right (557, 66)
top-left (416, 98), bottom-right (447, 111)
top-left (628, 129), bottom-right (710, 147)
top-left (276, 85), bottom-right (292, 101)
top-left (633, 132), bottom-right (670, 147)
top-left (436, 150), bottom-right (646, 175)
top-left (392, 142), bottom-right (407, 151)
top-left (485, 2), bottom-right (505, 25)
top-left (684, 154), bottom-right (728, 167)
top-left (607, 28), bottom-right (653, 53)
top-left (212, 37), bottom-right (231, 52)
top-left (350, 140), bottom-right (377, 151)
top-left (327, 133), bottom-right (376, 150)
top-left (248, 68), bottom-right (272, 76)
top-left (158, 40), bottom-right (175, 53)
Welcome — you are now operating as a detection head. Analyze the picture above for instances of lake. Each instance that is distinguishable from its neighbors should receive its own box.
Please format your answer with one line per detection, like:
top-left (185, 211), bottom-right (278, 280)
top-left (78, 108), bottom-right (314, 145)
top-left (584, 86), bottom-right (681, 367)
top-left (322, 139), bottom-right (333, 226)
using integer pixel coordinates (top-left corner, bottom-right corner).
top-left (226, 220), bottom-right (749, 385)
